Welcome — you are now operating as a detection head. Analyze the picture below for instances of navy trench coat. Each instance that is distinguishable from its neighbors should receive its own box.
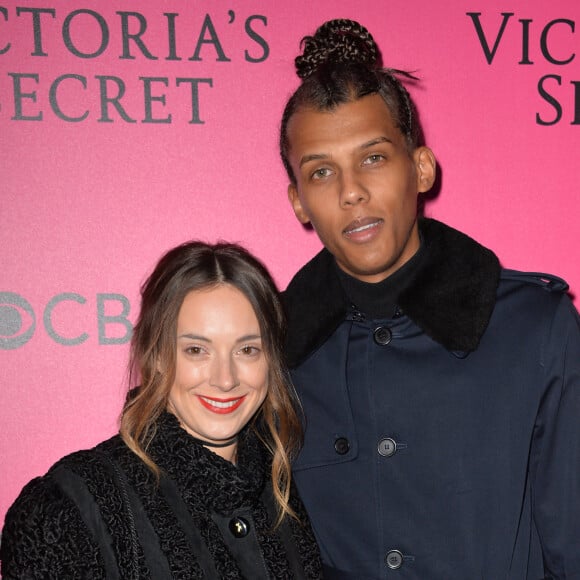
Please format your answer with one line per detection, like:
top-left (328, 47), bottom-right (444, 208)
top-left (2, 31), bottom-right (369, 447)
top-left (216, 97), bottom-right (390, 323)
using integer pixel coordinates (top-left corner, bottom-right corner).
top-left (284, 219), bottom-right (580, 579)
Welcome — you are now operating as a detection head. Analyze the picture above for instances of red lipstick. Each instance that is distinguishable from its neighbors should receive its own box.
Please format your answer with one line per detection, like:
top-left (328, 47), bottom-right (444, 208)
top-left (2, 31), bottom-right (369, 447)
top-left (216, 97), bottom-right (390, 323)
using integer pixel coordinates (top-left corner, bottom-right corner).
top-left (197, 395), bottom-right (246, 414)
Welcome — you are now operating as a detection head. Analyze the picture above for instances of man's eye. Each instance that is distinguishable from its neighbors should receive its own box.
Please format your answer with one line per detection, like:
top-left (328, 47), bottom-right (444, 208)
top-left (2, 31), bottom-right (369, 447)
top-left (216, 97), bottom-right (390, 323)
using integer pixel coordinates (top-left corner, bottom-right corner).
top-left (312, 168), bottom-right (331, 180)
top-left (363, 154), bottom-right (384, 165)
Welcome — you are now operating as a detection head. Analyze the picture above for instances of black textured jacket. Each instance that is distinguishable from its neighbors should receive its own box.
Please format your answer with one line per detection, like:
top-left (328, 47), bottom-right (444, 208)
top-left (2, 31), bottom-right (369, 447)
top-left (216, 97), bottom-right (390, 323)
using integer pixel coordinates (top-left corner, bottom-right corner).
top-left (1, 412), bottom-right (322, 579)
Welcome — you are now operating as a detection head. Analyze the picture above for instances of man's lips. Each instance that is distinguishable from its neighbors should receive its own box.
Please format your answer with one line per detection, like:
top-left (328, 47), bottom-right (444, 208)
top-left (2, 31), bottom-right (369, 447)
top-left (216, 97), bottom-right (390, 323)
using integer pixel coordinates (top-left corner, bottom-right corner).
top-left (198, 395), bottom-right (246, 414)
top-left (343, 217), bottom-right (384, 237)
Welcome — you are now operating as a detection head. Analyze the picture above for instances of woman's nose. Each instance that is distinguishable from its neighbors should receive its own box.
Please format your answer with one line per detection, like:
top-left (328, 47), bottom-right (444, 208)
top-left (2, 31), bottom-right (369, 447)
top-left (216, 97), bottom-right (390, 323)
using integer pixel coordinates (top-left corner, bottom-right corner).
top-left (209, 356), bottom-right (239, 391)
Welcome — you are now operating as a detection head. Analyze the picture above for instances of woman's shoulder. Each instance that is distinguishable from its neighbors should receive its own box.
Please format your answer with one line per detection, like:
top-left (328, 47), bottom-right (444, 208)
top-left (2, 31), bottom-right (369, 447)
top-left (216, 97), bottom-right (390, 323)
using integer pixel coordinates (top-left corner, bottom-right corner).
top-left (1, 435), bottom-right (128, 578)
top-left (1, 452), bottom-right (110, 578)
top-left (5, 434), bottom-right (122, 517)
top-left (3, 467), bottom-right (71, 530)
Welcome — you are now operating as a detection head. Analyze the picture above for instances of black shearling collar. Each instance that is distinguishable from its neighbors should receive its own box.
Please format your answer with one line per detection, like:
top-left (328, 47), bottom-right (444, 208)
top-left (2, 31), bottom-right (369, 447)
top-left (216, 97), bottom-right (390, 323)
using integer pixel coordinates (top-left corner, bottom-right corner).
top-left (283, 218), bottom-right (501, 367)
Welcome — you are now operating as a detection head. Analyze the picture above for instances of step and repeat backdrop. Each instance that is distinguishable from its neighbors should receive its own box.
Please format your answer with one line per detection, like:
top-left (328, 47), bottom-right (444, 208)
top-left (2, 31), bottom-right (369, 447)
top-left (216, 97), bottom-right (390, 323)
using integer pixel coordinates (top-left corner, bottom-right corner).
top-left (2, 0), bottom-right (579, 524)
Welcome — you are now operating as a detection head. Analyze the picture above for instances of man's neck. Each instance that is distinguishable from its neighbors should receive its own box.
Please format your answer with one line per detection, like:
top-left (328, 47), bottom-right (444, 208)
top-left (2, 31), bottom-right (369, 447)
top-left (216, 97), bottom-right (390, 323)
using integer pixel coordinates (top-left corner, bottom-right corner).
top-left (335, 245), bottom-right (425, 318)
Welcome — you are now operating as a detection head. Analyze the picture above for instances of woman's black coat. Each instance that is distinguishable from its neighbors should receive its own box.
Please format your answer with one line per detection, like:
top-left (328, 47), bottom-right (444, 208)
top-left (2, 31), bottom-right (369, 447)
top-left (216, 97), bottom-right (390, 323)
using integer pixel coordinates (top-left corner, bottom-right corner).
top-left (1, 412), bottom-right (322, 579)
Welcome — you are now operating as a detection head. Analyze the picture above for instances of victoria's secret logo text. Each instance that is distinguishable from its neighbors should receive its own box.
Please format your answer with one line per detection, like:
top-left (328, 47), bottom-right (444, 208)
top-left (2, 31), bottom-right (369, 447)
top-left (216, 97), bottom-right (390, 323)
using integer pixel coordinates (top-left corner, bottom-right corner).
top-left (0, 7), bottom-right (269, 124)
top-left (468, 12), bottom-right (579, 125)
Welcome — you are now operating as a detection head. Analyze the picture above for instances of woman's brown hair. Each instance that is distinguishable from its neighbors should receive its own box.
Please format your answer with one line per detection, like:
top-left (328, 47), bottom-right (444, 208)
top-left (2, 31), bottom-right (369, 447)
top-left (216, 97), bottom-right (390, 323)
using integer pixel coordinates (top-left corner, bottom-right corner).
top-left (120, 241), bottom-right (302, 525)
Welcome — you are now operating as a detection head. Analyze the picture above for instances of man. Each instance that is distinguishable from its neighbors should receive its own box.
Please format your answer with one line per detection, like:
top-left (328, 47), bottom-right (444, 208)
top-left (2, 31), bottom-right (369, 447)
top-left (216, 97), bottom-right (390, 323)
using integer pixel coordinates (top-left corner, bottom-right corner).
top-left (280, 18), bottom-right (580, 579)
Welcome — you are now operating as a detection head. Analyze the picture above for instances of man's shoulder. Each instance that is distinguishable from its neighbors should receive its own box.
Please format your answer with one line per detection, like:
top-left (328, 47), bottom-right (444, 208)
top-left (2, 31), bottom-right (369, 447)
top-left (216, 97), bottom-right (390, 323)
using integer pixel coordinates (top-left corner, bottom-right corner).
top-left (495, 269), bottom-right (578, 336)
top-left (284, 248), bottom-right (334, 298)
top-left (497, 269), bottom-right (571, 310)
top-left (282, 249), bottom-right (348, 368)
top-left (282, 246), bottom-right (345, 320)
top-left (499, 269), bottom-right (569, 293)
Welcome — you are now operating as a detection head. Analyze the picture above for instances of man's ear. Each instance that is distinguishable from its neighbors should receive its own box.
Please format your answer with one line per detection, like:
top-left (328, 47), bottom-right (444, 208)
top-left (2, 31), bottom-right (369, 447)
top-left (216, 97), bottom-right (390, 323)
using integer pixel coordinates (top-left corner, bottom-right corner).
top-left (288, 184), bottom-right (311, 225)
top-left (414, 147), bottom-right (437, 193)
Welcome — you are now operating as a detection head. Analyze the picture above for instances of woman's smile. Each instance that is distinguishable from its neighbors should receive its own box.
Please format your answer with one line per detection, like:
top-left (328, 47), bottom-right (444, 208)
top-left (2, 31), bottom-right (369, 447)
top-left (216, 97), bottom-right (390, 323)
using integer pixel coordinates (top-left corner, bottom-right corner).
top-left (197, 395), bottom-right (247, 414)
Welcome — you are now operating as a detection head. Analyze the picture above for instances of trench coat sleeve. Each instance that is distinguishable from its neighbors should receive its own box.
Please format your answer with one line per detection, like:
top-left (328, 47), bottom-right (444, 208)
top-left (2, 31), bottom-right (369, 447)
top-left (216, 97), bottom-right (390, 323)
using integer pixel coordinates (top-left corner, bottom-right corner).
top-left (531, 294), bottom-right (580, 578)
top-left (0, 475), bottom-right (104, 579)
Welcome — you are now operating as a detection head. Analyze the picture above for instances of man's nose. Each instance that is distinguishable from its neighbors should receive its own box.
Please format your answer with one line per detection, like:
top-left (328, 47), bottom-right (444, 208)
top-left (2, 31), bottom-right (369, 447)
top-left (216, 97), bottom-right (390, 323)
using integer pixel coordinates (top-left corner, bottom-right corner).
top-left (339, 170), bottom-right (369, 206)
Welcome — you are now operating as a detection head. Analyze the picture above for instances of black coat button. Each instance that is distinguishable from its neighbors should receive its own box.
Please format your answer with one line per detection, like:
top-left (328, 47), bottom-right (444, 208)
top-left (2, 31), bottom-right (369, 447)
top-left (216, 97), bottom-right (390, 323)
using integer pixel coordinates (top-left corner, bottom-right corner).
top-left (373, 326), bottom-right (392, 345)
top-left (229, 517), bottom-right (250, 538)
top-left (334, 437), bottom-right (350, 455)
top-left (385, 549), bottom-right (403, 569)
top-left (378, 438), bottom-right (397, 457)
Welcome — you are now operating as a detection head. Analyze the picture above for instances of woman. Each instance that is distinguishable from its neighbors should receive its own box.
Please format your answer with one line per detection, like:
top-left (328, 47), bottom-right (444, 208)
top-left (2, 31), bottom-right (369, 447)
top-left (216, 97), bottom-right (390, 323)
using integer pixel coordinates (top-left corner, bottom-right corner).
top-left (1, 241), bottom-right (322, 579)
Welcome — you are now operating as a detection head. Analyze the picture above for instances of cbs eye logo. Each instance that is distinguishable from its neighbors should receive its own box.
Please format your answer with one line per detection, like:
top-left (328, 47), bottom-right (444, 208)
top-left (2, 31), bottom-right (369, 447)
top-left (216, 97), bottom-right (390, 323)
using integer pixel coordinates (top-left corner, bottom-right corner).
top-left (0, 291), bottom-right (132, 349)
top-left (0, 292), bottom-right (36, 350)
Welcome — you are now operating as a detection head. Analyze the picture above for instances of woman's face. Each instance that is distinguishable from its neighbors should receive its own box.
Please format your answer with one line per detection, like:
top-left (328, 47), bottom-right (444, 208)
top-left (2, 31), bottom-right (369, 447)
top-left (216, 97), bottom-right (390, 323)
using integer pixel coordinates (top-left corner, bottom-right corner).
top-left (167, 284), bottom-right (269, 461)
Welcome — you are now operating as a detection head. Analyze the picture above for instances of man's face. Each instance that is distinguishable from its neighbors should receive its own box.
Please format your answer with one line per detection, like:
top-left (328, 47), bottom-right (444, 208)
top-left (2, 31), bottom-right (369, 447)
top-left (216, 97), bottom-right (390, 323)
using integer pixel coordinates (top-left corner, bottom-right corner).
top-left (286, 93), bottom-right (435, 283)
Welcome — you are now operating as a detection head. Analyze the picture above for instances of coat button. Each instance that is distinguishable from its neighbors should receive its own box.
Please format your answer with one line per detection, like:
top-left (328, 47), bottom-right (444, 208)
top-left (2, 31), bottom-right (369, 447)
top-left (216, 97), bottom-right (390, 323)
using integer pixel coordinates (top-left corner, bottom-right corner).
top-left (229, 517), bottom-right (250, 538)
top-left (378, 437), bottom-right (397, 457)
top-left (334, 437), bottom-right (350, 455)
top-left (385, 549), bottom-right (403, 569)
top-left (373, 326), bottom-right (392, 345)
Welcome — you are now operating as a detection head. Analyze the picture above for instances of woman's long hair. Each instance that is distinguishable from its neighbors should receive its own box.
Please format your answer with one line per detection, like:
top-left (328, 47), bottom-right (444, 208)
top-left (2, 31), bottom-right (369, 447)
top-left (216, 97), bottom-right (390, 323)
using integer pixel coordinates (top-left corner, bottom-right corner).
top-left (120, 241), bottom-right (303, 525)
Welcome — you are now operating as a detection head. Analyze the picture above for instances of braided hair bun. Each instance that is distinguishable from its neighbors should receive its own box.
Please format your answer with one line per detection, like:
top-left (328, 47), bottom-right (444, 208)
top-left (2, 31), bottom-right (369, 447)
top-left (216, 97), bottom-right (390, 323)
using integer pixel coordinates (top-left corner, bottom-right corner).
top-left (295, 19), bottom-right (379, 80)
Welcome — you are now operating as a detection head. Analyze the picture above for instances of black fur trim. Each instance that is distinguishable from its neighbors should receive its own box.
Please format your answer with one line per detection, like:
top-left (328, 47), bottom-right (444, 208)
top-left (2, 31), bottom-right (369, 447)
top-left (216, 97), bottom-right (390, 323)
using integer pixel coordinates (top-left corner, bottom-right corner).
top-left (283, 218), bottom-right (501, 367)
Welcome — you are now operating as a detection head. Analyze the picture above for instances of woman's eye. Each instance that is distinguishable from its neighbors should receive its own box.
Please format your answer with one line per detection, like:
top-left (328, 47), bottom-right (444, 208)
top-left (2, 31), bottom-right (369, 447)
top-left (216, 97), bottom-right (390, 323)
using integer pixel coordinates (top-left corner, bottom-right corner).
top-left (240, 345), bottom-right (260, 356)
top-left (185, 346), bottom-right (204, 356)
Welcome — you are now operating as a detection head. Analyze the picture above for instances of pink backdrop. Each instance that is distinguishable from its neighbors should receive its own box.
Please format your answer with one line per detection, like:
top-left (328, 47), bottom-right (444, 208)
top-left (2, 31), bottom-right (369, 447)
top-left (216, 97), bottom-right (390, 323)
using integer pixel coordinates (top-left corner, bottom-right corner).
top-left (2, 0), bottom-right (579, 526)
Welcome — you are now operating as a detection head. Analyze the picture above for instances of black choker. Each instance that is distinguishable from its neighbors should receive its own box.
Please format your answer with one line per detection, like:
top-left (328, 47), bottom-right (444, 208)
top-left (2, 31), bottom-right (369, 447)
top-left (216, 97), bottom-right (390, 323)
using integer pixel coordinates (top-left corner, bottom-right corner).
top-left (191, 435), bottom-right (238, 448)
